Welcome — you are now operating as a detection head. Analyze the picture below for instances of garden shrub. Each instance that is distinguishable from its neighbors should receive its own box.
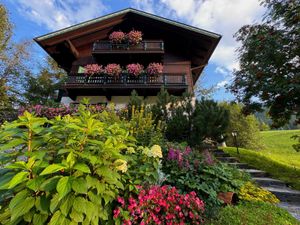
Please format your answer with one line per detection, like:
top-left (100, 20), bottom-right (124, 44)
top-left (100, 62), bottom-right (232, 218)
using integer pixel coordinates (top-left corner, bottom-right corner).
top-left (238, 182), bottom-right (279, 204)
top-left (113, 185), bottom-right (205, 225)
top-left (162, 144), bottom-right (250, 213)
top-left (190, 99), bottom-right (229, 146)
top-left (127, 105), bottom-right (164, 147)
top-left (221, 102), bottom-right (262, 149)
top-left (0, 104), bottom-right (161, 224)
top-left (209, 201), bottom-right (300, 225)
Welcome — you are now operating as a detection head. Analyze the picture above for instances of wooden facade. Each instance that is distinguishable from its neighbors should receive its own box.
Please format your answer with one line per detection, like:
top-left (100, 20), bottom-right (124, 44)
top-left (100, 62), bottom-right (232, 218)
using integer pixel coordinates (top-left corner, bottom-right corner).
top-left (34, 8), bottom-right (221, 106)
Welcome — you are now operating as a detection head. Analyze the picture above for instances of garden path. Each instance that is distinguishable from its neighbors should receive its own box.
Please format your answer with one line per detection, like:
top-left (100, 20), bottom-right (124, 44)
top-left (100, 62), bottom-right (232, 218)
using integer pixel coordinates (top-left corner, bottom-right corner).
top-left (213, 149), bottom-right (300, 221)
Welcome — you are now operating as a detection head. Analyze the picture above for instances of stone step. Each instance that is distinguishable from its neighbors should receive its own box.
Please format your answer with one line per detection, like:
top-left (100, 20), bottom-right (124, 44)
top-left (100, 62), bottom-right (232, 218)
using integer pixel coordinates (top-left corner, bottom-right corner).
top-left (253, 177), bottom-right (286, 187)
top-left (217, 157), bottom-right (239, 163)
top-left (261, 186), bottom-right (300, 204)
top-left (240, 169), bottom-right (268, 178)
top-left (212, 151), bottom-right (231, 157)
top-left (227, 162), bottom-right (252, 169)
top-left (278, 202), bottom-right (300, 221)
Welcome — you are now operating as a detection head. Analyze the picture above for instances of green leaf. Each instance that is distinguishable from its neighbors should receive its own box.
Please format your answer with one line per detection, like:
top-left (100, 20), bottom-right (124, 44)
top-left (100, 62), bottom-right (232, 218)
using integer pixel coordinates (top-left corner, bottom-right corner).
top-left (72, 178), bottom-right (87, 194)
top-left (8, 171), bottom-right (29, 188)
top-left (40, 176), bottom-right (61, 191)
top-left (60, 194), bottom-right (74, 216)
top-left (50, 194), bottom-right (60, 213)
top-left (56, 177), bottom-right (72, 200)
top-left (73, 163), bottom-right (91, 174)
top-left (0, 171), bottom-right (15, 189)
top-left (35, 195), bottom-right (50, 214)
top-left (9, 190), bottom-right (29, 209)
top-left (6, 161), bottom-right (27, 170)
top-left (73, 197), bottom-right (87, 214)
top-left (66, 152), bottom-right (76, 168)
top-left (33, 214), bottom-right (48, 225)
top-left (48, 210), bottom-right (62, 225)
top-left (0, 138), bottom-right (25, 151)
top-left (27, 176), bottom-right (45, 191)
top-left (95, 181), bottom-right (105, 194)
top-left (10, 196), bottom-right (35, 221)
top-left (70, 209), bottom-right (84, 223)
top-left (40, 164), bottom-right (65, 176)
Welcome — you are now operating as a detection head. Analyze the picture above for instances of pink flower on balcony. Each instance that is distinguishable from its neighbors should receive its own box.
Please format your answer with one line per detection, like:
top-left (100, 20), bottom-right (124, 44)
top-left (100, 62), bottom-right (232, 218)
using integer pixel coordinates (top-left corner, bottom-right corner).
top-left (146, 63), bottom-right (163, 76)
top-left (84, 64), bottom-right (103, 76)
top-left (126, 30), bottom-right (143, 45)
top-left (126, 63), bottom-right (144, 77)
top-left (109, 31), bottom-right (126, 43)
top-left (104, 63), bottom-right (122, 77)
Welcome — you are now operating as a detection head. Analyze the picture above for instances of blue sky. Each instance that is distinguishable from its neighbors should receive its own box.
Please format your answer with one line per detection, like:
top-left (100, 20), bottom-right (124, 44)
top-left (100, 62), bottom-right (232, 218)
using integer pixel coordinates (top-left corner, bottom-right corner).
top-left (2, 0), bottom-right (265, 101)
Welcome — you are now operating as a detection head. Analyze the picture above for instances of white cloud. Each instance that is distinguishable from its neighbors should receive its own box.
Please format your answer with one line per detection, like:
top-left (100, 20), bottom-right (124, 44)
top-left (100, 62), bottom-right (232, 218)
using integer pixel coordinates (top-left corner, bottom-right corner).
top-left (155, 0), bottom-right (264, 71)
top-left (14, 0), bottom-right (107, 31)
top-left (216, 80), bottom-right (229, 88)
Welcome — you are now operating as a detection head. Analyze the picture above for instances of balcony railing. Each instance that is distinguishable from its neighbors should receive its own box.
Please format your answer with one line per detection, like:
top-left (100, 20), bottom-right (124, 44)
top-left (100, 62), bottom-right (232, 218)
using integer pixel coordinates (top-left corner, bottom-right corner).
top-left (92, 40), bottom-right (164, 53)
top-left (63, 73), bottom-right (186, 88)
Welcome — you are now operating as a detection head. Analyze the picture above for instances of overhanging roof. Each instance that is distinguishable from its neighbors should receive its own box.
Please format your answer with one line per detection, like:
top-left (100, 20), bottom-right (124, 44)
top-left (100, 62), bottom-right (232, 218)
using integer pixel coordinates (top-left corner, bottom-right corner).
top-left (34, 8), bottom-right (221, 82)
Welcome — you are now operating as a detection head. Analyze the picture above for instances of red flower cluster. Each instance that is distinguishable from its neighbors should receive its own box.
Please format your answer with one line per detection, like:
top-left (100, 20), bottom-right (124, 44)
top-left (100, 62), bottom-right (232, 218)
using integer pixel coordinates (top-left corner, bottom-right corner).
top-left (146, 63), bottom-right (163, 76)
top-left (126, 30), bottom-right (143, 45)
top-left (84, 64), bottom-right (104, 76)
top-left (114, 185), bottom-right (205, 225)
top-left (109, 31), bottom-right (126, 43)
top-left (126, 63), bottom-right (144, 76)
top-left (104, 64), bottom-right (122, 77)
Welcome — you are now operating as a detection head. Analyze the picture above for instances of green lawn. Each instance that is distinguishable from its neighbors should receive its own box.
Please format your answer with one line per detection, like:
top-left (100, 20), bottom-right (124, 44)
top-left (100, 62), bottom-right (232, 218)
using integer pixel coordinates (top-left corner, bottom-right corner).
top-left (221, 129), bottom-right (300, 190)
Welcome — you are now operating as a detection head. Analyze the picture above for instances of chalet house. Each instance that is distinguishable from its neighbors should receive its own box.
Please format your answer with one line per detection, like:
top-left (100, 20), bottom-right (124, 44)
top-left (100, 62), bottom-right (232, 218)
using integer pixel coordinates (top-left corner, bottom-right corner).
top-left (34, 8), bottom-right (221, 108)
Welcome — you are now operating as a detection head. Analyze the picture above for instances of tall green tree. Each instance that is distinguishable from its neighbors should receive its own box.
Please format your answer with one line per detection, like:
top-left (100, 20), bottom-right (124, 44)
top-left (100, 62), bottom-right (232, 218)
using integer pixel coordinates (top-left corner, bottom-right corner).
top-left (24, 56), bottom-right (66, 105)
top-left (229, 0), bottom-right (300, 127)
top-left (0, 4), bottom-right (31, 121)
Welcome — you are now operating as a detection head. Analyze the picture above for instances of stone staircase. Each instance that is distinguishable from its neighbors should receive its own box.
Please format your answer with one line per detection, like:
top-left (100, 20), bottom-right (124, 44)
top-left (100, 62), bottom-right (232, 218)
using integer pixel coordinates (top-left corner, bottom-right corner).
top-left (213, 149), bottom-right (300, 220)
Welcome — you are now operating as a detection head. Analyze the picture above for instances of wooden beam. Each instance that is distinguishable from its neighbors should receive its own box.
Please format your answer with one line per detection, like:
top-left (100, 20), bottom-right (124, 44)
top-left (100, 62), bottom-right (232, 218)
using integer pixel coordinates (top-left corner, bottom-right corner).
top-left (65, 40), bottom-right (79, 58)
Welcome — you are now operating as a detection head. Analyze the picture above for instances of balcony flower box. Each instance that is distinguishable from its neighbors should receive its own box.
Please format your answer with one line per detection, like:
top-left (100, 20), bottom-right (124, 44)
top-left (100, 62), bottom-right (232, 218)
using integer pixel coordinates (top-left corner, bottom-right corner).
top-left (126, 30), bottom-right (143, 45)
top-left (109, 31), bottom-right (126, 44)
top-left (146, 63), bottom-right (163, 76)
top-left (126, 63), bottom-right (144, 77)
top-left (104, 64), bottom-right (122, 78)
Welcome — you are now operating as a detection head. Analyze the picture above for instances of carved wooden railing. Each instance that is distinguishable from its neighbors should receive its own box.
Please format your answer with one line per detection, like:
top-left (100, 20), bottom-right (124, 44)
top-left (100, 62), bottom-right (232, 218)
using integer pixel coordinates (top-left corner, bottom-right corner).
top-left (92, 40), bottom-right (164, 53)
top-left (64, 73), bottom-right (186, 88)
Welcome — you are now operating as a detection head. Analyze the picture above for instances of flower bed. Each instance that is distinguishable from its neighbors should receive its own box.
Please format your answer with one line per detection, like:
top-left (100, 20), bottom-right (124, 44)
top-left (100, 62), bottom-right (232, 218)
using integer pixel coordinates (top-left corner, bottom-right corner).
top-left (114, 185), bottom-right (205, 224)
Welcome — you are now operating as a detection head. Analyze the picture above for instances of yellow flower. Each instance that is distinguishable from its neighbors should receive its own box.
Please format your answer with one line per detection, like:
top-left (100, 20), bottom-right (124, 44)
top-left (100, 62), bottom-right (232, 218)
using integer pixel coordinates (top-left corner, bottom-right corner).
top-left (150, 145), bottom-right (163, 158)
top-left (115, 159), bottom-right (127, 173)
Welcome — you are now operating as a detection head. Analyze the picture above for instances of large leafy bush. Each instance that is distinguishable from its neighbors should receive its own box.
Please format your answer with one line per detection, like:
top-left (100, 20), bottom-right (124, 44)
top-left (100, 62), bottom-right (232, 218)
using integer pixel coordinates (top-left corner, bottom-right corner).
top-left (0, 104), bottom-right (160, 224)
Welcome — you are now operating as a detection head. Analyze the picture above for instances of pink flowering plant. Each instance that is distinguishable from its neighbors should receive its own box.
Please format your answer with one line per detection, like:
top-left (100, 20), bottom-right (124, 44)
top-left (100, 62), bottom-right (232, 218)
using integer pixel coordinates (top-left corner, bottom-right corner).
top-left (126, 63), bottom-right (144, 77)
top-left (113, 185), bottom-right (205, 225)
top-left (126, 30), bottom-right (143, 45)
top-left (146, 63), bottom-right (163, 76)
top-left (104, 63), bottom-right (122, 77)
top-left (109, 31), bottom-right (126, 43)
top-left (84, 64), bottom-right (104, 76)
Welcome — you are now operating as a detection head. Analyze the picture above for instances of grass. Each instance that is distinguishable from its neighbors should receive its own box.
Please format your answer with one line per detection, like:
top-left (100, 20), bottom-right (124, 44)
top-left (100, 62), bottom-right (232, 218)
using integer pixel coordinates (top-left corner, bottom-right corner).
top-left (221, 129), bottom-right (300, 190)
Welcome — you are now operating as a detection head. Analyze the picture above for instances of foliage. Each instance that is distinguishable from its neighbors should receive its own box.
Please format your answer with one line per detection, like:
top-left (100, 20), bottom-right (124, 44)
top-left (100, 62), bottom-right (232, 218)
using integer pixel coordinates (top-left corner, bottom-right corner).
top-left (238, 182), bottom-right (279, 204)
top-left (127, 105), bottom-right (164, 147)
top-left (229, 0), bottom-right (300, 127)
top-left (126, 63), bottom-right (144, 76)
top-left (126, 30), bottom-right (143, 45)
top-left (292, 135), bottom-right (300, 152)
top-left (0, 4), bottom-right (31, 116)
top-left (191, 99), bottom-right (229, 145)
top-left (208, 201), bottom-right (300, 225)
top-left (162, 144), bottom-right (249, 212)
top-left (222, 103), bottom-right (262, 149)
top-left (24, 56), bottom-right (67, 105)
top-left (84, 64), bottom-right (104, 76)
top-left (104, 64), bottom-right (122, 77)
top-left (114, 185), bottom-right (205, 225)
top-left (146, 63), bottom-right (163, 76)
top-left (151, 87), bottom-right (171, 123)
top-left (259, 122), bottom-right (270, 131)
top-left (222, 145), bottom-right (300, 190)
top-left (109, 31), bottom-right (126, 43)
top-left (0, 103), bottom-right (160, 224)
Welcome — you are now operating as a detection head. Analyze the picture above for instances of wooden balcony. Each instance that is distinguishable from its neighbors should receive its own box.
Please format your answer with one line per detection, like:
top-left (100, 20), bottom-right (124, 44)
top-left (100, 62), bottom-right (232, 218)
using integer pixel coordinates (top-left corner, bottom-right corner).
top-left (62, 73), bottom-right (187, 99)
top-left (92, 40), bottom-right (164, 54)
